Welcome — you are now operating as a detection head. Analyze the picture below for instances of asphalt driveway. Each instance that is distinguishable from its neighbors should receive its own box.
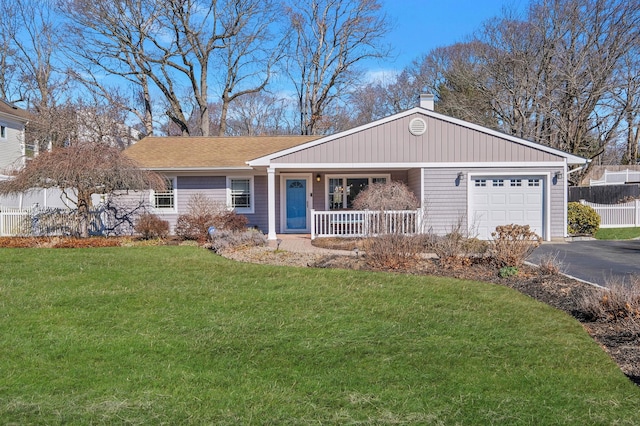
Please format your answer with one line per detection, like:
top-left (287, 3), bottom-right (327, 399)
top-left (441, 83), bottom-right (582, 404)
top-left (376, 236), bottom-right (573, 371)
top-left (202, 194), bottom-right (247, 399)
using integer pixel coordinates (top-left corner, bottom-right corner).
top-left (528, 240), bottom-right (640, 287)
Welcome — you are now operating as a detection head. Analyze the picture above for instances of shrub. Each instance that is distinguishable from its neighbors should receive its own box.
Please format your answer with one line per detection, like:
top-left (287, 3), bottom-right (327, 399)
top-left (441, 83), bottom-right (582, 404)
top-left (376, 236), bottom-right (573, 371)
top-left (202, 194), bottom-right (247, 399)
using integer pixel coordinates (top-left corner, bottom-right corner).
top-left (567, 202), bottom-right (600, 235)
top-left (425, 219), bottom-right (487, 269)
top-left (578, 278), bottom-right (640, 322)
top-left (175, 195), bottom-right (228, 242)
top-left (362, 234), bottom-right (422, 270)
top-left (209, 229), bottom-right (267, 253)
top-left (499, 266), bottom-right (519, 278)
top-left (352, 181), bottom-right (419, 211)
top-left (214, 211), bottom-right (249, 232)
top-left (134, 213), bottom-right (169, 239)
top-left (490, 224), bottom-right (541, 268)
top-left (537, 252), bottom-right (564, 276)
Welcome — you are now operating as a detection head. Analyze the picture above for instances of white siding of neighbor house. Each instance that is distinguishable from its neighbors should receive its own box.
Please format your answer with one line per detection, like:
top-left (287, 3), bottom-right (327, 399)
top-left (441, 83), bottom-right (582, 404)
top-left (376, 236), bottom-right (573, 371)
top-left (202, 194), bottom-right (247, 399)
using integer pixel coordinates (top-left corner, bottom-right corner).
top-left (271, 112), bottom-right (562, 165)
top-left (0, 116), bottom-right (26, 172)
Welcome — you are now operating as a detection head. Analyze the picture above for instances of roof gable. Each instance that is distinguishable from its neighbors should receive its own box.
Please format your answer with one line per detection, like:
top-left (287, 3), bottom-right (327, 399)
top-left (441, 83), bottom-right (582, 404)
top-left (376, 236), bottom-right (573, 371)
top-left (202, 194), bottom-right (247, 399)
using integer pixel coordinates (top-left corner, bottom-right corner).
top-left (249, 107), bottom-right (588, 166)
top-left (124, 135), bottom-right (319, 170)
top-left (0, 100), bottom-right (30, 123)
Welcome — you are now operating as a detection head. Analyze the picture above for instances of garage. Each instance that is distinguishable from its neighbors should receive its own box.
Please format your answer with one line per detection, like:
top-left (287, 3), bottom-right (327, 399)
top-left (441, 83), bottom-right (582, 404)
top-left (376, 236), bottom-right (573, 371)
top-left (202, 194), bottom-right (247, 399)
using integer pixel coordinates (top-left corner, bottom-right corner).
top-left (469, 176), bottom-right (545, 240)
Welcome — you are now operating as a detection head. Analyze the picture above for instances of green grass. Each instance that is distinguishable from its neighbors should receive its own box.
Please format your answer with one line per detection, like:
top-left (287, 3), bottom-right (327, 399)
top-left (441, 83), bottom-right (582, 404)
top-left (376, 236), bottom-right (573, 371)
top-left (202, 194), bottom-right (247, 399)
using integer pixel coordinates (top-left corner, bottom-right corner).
top-left (595, 227), bottom-right (640, 240)
top-left (1, 246), bottom-right (639, 424)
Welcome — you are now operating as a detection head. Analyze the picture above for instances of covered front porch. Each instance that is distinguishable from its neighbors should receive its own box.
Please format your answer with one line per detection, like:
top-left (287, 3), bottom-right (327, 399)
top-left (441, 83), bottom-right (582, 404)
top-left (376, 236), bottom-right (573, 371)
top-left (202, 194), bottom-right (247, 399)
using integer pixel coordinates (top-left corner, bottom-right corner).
top-left (263, 168), bottom-right (423, 240)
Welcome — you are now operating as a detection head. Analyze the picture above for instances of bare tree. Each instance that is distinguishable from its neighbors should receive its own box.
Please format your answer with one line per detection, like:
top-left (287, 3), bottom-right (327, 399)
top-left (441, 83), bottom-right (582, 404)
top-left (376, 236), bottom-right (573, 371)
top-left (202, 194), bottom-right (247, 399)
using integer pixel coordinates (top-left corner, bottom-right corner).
top-left (215, 0), bottom-right (283, 136)
top-left (61, 0), bottom-right (162, 137)
top-left (226, 92), bottom-right (295, 136)
top-left (0, 143), bottom-right (165, 237)
top-left (284, 0), bottom-right (391, 135)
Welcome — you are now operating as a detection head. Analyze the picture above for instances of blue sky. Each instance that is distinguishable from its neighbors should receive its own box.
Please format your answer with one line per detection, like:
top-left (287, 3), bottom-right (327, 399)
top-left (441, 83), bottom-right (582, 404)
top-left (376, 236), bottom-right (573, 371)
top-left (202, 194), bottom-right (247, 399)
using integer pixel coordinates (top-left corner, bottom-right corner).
top-left (367, 0), bottom-right (526, 76)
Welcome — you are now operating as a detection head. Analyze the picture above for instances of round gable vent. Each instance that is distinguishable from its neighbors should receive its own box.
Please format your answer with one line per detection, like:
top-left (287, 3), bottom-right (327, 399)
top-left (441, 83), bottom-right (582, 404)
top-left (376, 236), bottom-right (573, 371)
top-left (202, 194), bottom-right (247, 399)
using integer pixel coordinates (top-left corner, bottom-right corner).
top-left (408, 117), bottom-right (427, 136)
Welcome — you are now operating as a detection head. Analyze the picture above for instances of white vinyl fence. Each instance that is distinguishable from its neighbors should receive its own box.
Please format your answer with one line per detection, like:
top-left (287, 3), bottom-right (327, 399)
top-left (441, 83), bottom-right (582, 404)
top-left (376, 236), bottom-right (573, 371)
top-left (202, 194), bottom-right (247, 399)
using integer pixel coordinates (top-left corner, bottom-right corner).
top-left (0, 207), bottom-right (32, 236)
top-left (0, 207), bottom-right (109, 237)
top-left (311, 209), bottom-right (423, 239)
top-left (581, 200), bottom-right (640, 228)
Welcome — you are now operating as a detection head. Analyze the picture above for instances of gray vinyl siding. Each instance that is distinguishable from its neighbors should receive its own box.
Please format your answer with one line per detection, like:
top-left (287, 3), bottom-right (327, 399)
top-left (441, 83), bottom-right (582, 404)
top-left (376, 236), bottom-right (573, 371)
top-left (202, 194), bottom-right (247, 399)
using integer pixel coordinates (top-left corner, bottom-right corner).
top-left (252, 175), bottom-right (269, 232)
top-left (407, 169), bottom-right (422, 205)
top-left (424, 166), bottom-right (566, 239)
top-left (423, 169), bottom-right (468, 235)
top-left (176, 176), bottom-right (226, 209)
top-left (272, 112), bottom-right (562, 164)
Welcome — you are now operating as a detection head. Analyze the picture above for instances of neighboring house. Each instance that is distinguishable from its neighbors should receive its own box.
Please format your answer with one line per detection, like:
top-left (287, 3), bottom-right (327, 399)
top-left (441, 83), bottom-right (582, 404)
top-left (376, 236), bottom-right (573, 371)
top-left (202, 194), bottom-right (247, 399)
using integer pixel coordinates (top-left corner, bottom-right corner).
top-left (125, 95), bottom-right (588, 241)
top-left (0, 99), bottom-right (31, 176)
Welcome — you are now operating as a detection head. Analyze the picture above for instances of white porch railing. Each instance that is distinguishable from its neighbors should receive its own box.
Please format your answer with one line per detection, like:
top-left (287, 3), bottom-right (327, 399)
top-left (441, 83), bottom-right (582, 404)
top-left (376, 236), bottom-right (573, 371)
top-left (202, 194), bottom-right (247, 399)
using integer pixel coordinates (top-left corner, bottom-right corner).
top-left (0, 207), bottom-right (32, 236)
top-left (311, 209), bottom-right (423, 239)
top-left (582, 200), bottom-right (640, 228)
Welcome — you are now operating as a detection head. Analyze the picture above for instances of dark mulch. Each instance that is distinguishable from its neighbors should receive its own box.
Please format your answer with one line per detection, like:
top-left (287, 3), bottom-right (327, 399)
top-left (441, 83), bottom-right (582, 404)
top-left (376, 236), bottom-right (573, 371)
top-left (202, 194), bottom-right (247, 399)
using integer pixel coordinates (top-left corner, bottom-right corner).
top-left (310, 253), bottom-right (640, 386)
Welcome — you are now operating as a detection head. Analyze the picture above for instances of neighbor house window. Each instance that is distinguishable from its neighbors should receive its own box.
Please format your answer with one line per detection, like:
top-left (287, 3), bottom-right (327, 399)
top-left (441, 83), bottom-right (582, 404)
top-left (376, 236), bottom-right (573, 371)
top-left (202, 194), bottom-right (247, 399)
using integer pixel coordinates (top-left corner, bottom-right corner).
top-left (227, 177), bottom-right (254, 213)
top-left (326, 175), bottom-right (389, 209)
top-left (153, 177), bottom-right (176, 210)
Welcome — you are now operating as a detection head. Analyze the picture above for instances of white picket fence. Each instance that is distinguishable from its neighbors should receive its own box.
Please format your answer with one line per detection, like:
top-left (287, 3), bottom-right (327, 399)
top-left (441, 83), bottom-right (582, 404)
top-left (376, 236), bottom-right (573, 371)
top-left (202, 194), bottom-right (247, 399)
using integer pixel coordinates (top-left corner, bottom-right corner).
top-left (311, 209), bottom-right (423, 239)
top-left (581, 200), bottom-right (640, 228)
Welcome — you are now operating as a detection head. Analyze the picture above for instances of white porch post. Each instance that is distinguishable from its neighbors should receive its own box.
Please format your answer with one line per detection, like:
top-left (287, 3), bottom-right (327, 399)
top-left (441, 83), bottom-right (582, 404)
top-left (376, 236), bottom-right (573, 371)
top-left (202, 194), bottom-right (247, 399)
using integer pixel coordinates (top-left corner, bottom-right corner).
top-left (267, 167), bottom-right (277, 240)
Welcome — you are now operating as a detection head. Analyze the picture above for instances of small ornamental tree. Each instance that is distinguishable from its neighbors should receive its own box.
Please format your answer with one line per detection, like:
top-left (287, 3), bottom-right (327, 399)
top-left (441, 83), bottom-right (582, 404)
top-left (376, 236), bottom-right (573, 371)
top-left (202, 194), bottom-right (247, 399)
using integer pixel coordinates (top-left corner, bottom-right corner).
top-left (0, 143), bottom-right (166, 238)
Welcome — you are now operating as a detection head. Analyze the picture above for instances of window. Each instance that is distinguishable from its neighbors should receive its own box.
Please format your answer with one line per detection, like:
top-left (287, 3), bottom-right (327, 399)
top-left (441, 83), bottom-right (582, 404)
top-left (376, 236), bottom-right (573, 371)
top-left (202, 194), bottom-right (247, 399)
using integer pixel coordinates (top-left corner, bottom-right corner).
top-left (492, 179), bottom-right (504, 187)
top-left (510, 179), bottom-right (522, 187)
top-left (153, 178), bottom-right (176, 210)
top-left (474, 179), bottom-right (487, 187)
top-left (228, 177), bottom-right (254, 213)
top-left (327, 175), bottom-right (389, 209)
top-left (0, 126), bottom-right (5, 139)
top-left (528, 179), bottom-right (541, 187)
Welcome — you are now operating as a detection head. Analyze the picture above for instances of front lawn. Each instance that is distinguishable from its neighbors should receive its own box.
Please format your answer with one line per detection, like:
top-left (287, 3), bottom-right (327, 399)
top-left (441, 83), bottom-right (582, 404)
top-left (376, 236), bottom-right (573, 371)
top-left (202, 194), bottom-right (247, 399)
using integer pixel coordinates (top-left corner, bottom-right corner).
top-left (595, 227), bottom-right (640, 240)
top-left (1, 246), bottom-right (639, 424)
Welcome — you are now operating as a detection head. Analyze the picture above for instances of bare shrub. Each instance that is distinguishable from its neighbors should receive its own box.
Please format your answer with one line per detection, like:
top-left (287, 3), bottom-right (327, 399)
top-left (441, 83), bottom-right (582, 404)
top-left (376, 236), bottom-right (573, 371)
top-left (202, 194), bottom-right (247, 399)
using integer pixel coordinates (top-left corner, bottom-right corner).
top-left (362, 234), bottom-right (423, 270)
top-left (351, 181), bottom-right (422, 269)
top-left (578, 278), bottom-right (640, 322)
top-left (426, 218), bottom-right (487, 269)
top-left (209, 229), bottom-right (267, 253)
top-left (537, 252), bottom-right (564, 276)
top-left (352, 181), bottom-right (419, 211)
top-left (214, 211), bottom-right (248, 231)
top-left (490, 224), bottom-right (541, 268)
top-left (175, 195), bottom-right (229, 242)
top-left (134, 213), bottom-right (169, 239)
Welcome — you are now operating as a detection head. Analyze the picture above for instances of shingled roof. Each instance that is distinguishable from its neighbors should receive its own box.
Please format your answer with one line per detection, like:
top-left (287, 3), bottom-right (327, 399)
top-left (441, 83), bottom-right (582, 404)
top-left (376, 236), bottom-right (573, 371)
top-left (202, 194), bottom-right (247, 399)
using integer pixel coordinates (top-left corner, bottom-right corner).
top-left (124, 136), bottom-right (320, 169)
top-left (0, 99), bottom-right (31, 122)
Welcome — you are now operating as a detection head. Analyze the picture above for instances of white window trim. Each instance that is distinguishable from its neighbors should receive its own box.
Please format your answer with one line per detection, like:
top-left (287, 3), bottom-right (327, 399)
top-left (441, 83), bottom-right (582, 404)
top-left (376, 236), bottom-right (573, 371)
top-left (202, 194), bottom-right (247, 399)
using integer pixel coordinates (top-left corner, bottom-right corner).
top-left (324, 173), bottom-right (391, 210)
top-left (226, 176), bottom-right (255, 214)
top-left (151, 176), bottom-right (177, 213)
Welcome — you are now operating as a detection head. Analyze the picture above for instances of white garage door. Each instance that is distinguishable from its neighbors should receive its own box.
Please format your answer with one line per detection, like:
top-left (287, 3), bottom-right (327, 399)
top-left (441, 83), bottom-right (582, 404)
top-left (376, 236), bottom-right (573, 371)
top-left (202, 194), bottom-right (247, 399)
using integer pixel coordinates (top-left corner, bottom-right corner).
top-left (470, 176), bottom-right (544, 240)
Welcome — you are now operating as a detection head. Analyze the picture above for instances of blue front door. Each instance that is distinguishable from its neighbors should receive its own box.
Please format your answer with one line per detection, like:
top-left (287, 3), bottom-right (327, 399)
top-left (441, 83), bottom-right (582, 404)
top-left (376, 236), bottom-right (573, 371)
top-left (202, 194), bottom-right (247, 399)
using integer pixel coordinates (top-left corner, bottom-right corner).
top-left (286, 179), bottom-right (307, 231)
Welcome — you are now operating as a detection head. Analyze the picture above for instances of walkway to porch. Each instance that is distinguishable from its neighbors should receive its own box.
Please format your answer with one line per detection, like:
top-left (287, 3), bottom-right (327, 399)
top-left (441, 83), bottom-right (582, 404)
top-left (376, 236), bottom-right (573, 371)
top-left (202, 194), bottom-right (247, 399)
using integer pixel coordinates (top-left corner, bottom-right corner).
top-left (267, 233), bottom-right (355, 255)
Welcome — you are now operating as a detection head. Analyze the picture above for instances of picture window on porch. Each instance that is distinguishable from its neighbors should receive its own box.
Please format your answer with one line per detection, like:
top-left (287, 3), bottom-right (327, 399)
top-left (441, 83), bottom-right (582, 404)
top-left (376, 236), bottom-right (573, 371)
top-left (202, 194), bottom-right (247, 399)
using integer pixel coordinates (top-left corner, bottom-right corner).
top-left (228, 177), bottom-right (254, 214)
top-left (153, 177), bottom-right (176, 210)
top-left (327, 175), bottom-right (388, 210)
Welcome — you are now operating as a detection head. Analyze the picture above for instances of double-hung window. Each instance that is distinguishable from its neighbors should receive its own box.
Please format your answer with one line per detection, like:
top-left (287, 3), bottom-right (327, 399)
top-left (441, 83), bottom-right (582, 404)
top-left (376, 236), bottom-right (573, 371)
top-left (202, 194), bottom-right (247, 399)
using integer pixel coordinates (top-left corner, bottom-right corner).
top-left (228, 177), bottom-right (254, 214)
top-left (153, 177), bottom-right (176, 210)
